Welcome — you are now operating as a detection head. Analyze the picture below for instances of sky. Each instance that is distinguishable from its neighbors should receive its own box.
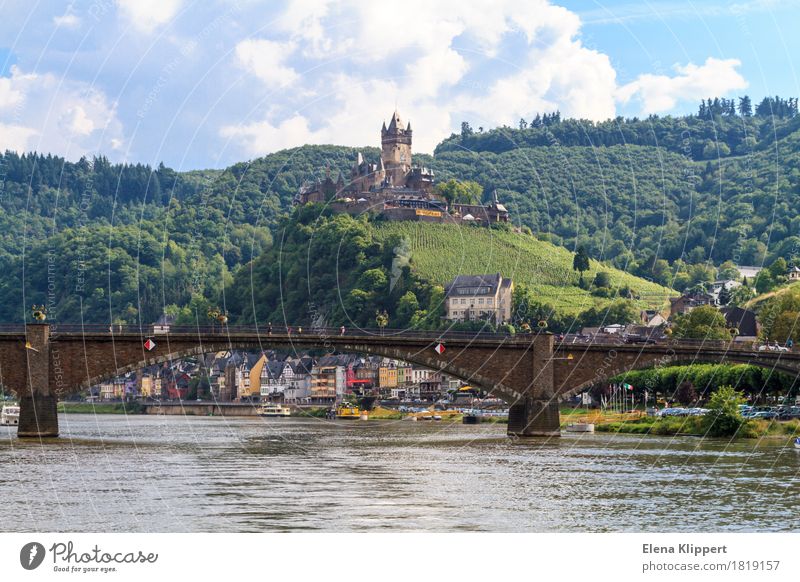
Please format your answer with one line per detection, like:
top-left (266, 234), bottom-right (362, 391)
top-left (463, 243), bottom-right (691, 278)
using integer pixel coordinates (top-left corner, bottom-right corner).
top-left (0, 0), bottom-right (798, 170)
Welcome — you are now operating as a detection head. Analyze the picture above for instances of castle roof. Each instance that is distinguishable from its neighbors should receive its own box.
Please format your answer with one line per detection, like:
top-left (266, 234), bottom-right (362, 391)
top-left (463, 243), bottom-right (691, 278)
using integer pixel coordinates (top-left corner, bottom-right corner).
top-left (386, 110), bottom-right (404, 133)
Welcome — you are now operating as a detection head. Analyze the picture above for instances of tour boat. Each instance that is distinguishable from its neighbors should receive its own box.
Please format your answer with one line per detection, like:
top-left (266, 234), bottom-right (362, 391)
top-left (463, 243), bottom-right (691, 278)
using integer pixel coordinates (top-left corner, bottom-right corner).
top-left (257, 403), bottom-right (291, 417)
top-left (335, 405), bottom-right (362, 420)
top-left (0, 404), bottom-right (20, 426)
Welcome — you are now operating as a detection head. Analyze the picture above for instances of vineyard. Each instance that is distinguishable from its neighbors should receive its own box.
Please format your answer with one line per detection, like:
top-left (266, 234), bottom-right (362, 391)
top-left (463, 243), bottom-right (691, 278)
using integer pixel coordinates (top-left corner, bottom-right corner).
top-left (375, 223), bottom-right (675, 315)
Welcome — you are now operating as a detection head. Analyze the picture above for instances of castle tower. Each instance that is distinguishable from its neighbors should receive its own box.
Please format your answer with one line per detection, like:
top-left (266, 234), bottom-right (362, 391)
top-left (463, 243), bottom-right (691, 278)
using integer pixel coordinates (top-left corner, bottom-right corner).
top-left (381, 110), bottom-right (412, 187)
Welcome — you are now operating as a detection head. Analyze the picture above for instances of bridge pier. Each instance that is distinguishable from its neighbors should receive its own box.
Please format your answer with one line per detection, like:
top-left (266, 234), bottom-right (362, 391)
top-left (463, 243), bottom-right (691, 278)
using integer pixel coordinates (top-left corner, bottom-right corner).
top-left (507, 398), bottom-right (561, 437)
top-left (507, 334), bottom-right (560, 437)
top-left (17, 324), bottom-right (59, 438)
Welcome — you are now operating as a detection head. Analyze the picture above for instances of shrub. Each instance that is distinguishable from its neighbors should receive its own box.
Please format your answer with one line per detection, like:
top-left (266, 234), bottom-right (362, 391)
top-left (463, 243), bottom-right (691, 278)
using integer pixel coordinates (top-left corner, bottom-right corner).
top-left (700, 385), bottom-right (747, 437)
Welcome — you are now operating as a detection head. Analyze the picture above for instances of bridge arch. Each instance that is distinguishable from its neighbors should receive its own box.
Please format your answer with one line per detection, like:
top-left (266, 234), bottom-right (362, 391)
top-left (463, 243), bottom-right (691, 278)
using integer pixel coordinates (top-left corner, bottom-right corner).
top-left (69, 337), bottom-right (525, 404)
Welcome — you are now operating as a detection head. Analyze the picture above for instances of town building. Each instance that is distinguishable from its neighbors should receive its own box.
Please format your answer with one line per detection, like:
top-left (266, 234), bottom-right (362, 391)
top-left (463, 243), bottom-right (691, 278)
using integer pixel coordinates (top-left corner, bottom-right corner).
top-left (788, 266), bottom-right (800, 281)
top-left (669, 291), bottom-right (713, 318)
top-left (720, 306), bottom-right (759, 340)
top-left (639, 310), bottom-right (667, 327)
top-left (444, 273), bottom-right (514, 323)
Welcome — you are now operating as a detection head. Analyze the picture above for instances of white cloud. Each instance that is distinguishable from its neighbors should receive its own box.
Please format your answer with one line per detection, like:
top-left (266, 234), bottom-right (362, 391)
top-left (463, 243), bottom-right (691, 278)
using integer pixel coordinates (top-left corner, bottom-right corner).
top-left (234, 39), bottom-right (298, 87)
top-left (53, 13), bottom-right (81, 28)
top-left (116, 0), bottom-right (182, 34)
top-left (617, 57), bottom-right (748, 113)
top-left (0, 123), bottom-right (37, 153)
top-left (0, 66), bottom-right (125, 158)
top-left (226, 0), bottom-right (622, 155)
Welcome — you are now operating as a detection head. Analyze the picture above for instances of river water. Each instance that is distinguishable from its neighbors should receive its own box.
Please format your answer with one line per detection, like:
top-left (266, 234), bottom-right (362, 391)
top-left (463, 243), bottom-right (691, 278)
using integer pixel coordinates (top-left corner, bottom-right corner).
top-left (1, 414), bottom-right (798, 532)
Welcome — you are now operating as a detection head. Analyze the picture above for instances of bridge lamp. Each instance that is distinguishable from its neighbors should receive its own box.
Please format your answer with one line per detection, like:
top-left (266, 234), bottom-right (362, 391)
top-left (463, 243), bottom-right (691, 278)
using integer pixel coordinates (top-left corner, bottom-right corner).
top-left (537, 320), bottom-right (548, 329)
top-left (31, 305), bottom-right (47, 322)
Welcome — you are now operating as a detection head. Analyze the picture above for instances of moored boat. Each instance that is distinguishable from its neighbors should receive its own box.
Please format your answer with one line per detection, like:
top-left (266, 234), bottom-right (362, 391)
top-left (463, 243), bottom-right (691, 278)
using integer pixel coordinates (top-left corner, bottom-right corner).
top-left (257, 403), bottom-right (292, 417)
top-left (336, 405), bottom-right (362, 420)
top-left (1, 404), bottom-right (20, 426)
top-left (794, 437), bottom-right (800, 449)
top-left (565, 423), bottom-right (595, 433)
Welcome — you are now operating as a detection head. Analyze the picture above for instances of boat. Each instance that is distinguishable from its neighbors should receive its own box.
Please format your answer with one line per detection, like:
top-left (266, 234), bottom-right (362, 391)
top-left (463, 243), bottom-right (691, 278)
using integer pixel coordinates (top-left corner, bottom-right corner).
top-left (565, 423), bottom-right (595, 433)
top-left (335, 405), bottom-right (362, 420)
top-left (257, 403), bottom-right (292, 417)
top-left (794, 437), bottom-right (800, 449)
top-left (1, 404), bottom-right (20, 426)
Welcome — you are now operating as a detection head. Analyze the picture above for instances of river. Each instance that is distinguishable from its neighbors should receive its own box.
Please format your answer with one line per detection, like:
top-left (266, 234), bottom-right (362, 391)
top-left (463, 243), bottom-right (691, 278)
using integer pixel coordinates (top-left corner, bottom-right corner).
top-left (1, 414), bottom-right (798, 532)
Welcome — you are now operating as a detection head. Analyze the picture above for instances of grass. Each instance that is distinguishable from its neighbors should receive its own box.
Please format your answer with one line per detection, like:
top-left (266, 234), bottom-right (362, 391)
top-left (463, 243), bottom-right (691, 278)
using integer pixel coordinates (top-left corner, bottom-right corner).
top-left (375, 223), bottom-right (675, 315)
top-left (595, 414), bottom-right (800, 440)
top-left (59, 402), bottom-right (144, 414)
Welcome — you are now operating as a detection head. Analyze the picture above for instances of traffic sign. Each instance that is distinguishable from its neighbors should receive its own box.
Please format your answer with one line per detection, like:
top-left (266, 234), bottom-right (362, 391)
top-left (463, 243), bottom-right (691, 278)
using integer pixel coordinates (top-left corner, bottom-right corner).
top-left (144, 338), bottom-right (157, 351)
top-left (434, 343), bottom-right (446, 355)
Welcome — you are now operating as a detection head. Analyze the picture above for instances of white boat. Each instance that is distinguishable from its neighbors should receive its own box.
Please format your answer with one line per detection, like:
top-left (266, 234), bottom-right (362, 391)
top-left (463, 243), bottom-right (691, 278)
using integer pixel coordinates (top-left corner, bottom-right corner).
top-left (257, 404), bottom-right (291, 417)
top-left (1, 404), bottom-right (20, 426)
top-left (794, 437), bottom-right (800, 450)
top-left (565, 422), bottom-right (595, 433)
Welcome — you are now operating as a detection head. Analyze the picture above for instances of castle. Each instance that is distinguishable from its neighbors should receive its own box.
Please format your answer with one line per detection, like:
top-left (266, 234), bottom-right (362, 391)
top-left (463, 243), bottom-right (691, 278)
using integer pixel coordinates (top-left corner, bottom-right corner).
top-left (294, 111), bottom-right (508, 224)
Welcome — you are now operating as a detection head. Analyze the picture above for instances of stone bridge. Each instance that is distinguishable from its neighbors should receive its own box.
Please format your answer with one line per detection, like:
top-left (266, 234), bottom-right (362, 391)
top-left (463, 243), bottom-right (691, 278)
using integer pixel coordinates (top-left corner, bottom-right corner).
top-left (2, 323), bottom-right (800, 439)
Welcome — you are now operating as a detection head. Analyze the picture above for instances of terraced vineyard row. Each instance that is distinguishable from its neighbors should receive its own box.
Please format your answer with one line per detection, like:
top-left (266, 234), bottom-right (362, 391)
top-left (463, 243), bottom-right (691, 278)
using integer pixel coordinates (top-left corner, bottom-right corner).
top-left (376, 223), bottom-right (675, 315)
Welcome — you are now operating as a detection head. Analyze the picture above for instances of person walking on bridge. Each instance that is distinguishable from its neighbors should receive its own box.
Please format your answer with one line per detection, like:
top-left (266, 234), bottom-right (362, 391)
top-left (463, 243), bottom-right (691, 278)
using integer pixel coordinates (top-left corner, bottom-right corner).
top-left (340, 325), bottom-right (346, 336)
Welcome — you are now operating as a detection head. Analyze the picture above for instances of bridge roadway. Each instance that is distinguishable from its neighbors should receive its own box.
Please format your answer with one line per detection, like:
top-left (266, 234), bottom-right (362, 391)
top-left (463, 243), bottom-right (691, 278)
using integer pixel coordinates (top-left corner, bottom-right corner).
top-left (2, 323), bottom-right (800, 439)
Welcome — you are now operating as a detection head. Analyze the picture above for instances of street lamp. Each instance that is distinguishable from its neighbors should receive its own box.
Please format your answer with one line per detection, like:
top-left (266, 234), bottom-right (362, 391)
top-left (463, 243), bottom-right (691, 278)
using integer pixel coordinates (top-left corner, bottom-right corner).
top-left (207, 307), bottom-right (228, 331)
top-left (31, 305), bottom-right (47, 322)
top-left (376, 310), bottom-right (389, 335)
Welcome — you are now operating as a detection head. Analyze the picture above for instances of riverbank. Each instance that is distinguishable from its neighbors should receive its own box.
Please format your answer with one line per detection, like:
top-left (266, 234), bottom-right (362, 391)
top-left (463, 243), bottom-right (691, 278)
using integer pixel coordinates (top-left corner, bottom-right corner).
top-left (595, 415), bottom-right (800, 439)
top-left (59, 402), bottom-right (144, 414)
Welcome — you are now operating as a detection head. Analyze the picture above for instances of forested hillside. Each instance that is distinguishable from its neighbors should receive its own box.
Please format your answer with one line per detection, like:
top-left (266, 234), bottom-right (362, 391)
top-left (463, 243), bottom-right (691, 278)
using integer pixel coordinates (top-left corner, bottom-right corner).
top-left (2, 96), bottom-right (800, 325)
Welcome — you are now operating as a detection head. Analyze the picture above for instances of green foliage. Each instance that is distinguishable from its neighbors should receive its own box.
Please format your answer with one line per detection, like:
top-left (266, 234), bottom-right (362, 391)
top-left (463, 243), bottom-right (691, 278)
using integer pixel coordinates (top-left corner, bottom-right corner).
top-left (593, 271), bottom-right (611, 288)
top-left (612, 363), bottom-right (797, 401)
top-left (433, 178), bottom-right (483, 205)
top-left (672, 305), bottom-right (731, 340)
top-left (756, 284), bottom-right (800, 341)
top-left (572, 245), bottom-right (590, 273)
top-left (228, 212), bottom-right (438, 329)
top-left (701, 385), bottom-right (747, 437)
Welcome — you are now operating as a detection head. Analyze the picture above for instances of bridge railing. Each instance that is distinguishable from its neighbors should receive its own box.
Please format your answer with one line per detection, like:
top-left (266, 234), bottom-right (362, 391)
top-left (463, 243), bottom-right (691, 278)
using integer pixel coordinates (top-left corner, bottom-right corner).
top-left (0, 323), bottom-right (778, 353)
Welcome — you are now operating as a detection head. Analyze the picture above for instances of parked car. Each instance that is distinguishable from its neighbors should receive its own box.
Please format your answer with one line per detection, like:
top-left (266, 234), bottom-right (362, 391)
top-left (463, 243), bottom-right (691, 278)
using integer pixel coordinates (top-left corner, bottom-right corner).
top-left (623, 334), bottom-right (656, 344)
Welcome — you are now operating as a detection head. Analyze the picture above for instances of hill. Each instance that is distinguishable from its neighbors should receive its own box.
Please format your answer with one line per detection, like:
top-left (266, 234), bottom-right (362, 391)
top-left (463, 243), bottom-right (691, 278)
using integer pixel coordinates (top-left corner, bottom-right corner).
top-left (3, 96), bottom-right (800, 324)
top-left (373, 223), bottom-right (672, 315)
top-left (228, 209), bottom-right (672, 330)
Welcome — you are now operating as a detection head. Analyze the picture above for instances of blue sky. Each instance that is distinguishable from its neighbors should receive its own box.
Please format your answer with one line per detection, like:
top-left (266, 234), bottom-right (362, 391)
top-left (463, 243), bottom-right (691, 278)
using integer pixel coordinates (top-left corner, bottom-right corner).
top-left (0, 0), bottom-right (798, 170)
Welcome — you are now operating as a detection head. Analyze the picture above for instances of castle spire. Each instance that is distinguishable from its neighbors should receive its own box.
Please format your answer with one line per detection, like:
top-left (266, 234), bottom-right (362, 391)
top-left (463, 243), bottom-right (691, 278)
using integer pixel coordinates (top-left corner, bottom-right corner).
top-left (387, 109), bottom-right (403, 132)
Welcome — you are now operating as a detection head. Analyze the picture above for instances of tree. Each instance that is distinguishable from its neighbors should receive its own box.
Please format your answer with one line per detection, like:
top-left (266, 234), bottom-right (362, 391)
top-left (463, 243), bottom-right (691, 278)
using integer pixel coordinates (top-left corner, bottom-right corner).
top-left (672, 305), bottom-right (730, 340)
top-left (768, 257), bottom-right (788, 280)
top-left (738, 95), bottom-right (752, 117)
top-left (396, 291), bottom-right (419, 326)
top-left (729, 285), bottom-right (755, 307)
top-left (717, 286), bottom-right (732, 306)
top-left (674, 380), bottom-right (698, 405)
top-left (434, 179), bottom-right (483, 205)
top-left (572, 245), bottom-right (590, 283)
top-left (701, 385), bottom-right (747, 437)
top-left (717, 260), bottom-right (740, 281)
top-left (593, 271), bottom-right (611, 288)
